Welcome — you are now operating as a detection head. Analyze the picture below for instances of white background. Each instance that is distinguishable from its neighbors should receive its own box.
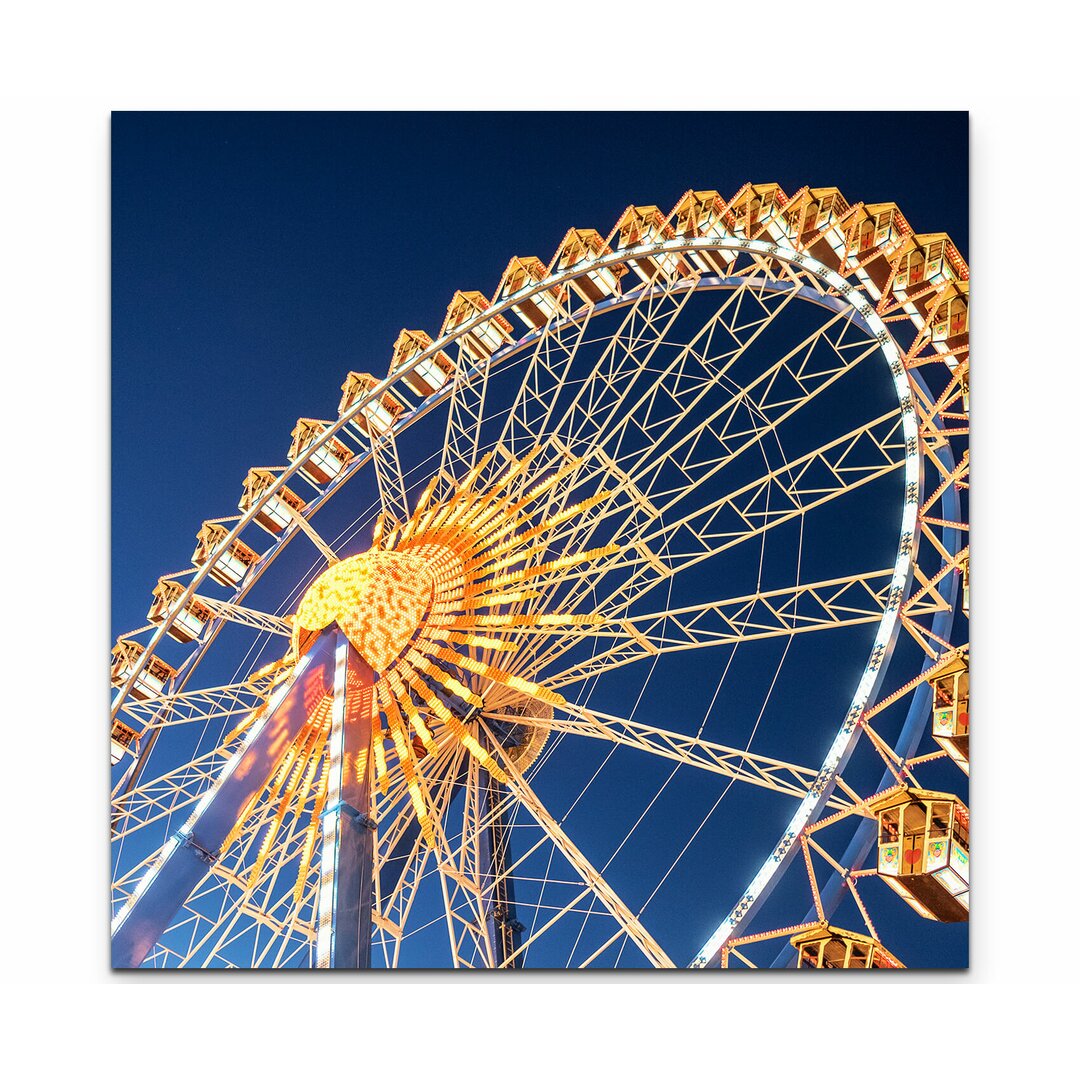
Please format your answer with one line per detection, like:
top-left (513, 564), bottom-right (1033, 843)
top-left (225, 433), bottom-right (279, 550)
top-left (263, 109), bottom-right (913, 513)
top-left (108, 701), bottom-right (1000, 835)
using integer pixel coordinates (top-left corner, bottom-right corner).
top-left (0, 1), bottom-right (1073, 1072)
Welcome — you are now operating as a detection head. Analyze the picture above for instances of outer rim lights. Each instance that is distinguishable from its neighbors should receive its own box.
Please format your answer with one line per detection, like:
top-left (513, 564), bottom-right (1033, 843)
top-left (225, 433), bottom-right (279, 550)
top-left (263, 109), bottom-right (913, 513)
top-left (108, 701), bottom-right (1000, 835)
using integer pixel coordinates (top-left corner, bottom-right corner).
top-left (114, 222), bottom-right (957, 968)
top-left (689, 239), bottom-right (922, 968)
top-left (111, 834), bottom-right (182, 933)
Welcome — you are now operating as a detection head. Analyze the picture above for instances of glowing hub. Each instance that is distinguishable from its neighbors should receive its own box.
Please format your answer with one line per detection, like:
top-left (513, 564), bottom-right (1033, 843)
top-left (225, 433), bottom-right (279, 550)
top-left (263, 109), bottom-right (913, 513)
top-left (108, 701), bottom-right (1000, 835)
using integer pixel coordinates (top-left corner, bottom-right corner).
top-left (274, 447), bottom-right (621, 851)
top-left (294, 549), bottom-right (448, 671)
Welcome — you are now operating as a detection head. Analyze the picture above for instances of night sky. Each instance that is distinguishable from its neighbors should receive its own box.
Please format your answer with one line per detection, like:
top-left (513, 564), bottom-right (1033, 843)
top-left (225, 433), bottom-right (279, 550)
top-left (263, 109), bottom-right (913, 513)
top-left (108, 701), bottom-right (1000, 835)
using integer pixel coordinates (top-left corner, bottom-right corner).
top-left (111, 111), bottom-right (969, 968)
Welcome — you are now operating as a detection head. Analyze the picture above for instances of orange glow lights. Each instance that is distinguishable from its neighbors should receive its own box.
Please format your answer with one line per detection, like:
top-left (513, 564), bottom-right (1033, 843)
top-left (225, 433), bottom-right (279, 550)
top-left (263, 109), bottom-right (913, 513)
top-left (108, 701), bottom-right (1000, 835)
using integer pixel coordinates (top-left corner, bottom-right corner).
top-left (239, 446), bottom-right (618, 863)
top-left (295, 550), bottom-right (442, 671)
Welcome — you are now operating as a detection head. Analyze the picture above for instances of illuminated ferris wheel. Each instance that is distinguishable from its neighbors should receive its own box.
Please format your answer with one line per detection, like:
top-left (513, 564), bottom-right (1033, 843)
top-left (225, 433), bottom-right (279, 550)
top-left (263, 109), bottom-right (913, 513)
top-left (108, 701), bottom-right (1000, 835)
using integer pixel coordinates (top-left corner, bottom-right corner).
top-left (110, 183), bottom-right (970, 969)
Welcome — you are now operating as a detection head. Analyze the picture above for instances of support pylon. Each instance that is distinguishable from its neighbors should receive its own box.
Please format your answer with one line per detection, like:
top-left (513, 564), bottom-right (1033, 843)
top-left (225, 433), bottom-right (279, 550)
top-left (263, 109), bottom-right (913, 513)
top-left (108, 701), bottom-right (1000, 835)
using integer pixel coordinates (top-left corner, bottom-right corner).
top-left (112, 629), bottom-right (343, 968)
top-left (477, 736), bottom-right (523, 968)
top-left (315, 635), bottom-right (376, 968)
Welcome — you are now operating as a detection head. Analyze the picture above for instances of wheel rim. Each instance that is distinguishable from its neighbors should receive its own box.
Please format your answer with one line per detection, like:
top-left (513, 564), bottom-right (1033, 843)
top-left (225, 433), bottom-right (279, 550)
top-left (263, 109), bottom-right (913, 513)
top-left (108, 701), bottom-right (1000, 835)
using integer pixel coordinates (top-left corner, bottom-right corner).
top-left (112, 192), bottom-right (969, 968)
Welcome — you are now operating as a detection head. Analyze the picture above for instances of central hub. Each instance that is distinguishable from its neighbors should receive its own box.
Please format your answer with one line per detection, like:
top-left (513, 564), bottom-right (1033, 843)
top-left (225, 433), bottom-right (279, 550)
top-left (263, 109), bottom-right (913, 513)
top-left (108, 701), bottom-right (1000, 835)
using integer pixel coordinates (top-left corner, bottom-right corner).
top-left (280, 446), bottom-right (615, 816)
top-left (294, 549), bottom-right (443, 671)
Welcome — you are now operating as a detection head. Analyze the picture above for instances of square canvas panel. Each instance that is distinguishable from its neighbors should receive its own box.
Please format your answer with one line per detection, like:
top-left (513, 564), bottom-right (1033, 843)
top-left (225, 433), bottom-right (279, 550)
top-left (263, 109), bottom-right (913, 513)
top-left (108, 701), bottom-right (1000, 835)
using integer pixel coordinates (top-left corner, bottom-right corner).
top-left (110, 112), bottom-right (969, 969)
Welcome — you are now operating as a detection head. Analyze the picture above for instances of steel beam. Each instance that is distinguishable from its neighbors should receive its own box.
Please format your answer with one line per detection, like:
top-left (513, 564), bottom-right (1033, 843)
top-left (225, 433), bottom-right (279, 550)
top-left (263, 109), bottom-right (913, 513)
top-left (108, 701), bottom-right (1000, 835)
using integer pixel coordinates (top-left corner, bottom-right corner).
top-left (477, 732), bottom-right (523, 968)
top-left (111, 630), bottom-right (340, 968)
top-left (315, 636), bottom-right (376, 968)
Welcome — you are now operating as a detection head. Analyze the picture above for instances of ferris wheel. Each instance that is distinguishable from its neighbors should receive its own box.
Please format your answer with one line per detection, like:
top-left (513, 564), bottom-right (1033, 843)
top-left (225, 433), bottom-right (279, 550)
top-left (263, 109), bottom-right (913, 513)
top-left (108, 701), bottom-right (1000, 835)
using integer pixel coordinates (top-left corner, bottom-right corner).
top-left (110, 183), bottom-right (970, 969)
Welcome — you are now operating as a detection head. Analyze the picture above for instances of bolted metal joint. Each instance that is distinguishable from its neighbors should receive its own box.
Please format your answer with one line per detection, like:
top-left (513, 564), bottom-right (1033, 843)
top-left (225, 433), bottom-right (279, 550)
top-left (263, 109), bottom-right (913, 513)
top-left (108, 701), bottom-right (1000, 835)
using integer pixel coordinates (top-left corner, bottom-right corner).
top-left (322, 799), bottom-right (377, 831)
top-left (492, 905), bottom-right (525, 933)
top-left (176, 832), bottom-right (219, 866)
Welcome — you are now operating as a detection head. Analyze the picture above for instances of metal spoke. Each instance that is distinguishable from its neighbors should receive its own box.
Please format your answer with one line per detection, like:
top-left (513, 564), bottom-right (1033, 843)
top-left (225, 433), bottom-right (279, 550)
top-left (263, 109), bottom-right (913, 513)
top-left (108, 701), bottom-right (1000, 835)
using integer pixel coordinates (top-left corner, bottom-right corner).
top-left (524, 568), bottom-right (896, 687)
top-left (486, 702), bottom-right (853, 810)
top-left (120, 669), bottom-right (281, 732)
top-left (478, 719), bottom-right (674, 969)
top-left (112, 188), bottom-right (968, 968)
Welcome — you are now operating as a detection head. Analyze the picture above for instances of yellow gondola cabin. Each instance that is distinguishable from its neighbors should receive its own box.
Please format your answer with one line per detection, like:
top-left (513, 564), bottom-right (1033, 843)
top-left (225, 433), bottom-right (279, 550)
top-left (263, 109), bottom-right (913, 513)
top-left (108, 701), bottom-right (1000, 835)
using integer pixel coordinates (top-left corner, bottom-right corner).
top-left (147, 578), bottom-right (214, 644)
top-left (192, 522), bottom-right (259, 588)
top-left (790, 924), bottom-right (903, 970)
top-left (890, 233), bottom-right (968, 310)
top-left (930, 280), bottom-right (969, 345)
top-left (847, 202), bottom-right (912, 300)
top-left (797, 187), bottom-right (853, 267)
top-left (389, 330), bottom-right (455, 396)
top-left (869, 787), bottom-right (970, 922)
top-left (612, 205), bottom-right (690, 283)
top-left (724, 182), bottom-right (787, 240)
top-left (239, 469), bottom-right (306, 536)
top-left (111, 719), bottom-right (139, 765)
top-left (670, 189), bottom-right (734, 277)
top-left (339, 372), bottom-right (406, 437)
top-left (288, 419), bottom-right (353, 486)
top-left (111, 639), bottom-right (177, 701)
top-left (440, 291), bottom-right (514, 362)
top-left (551, 229), bottom-right (626, 305)
top-left (495, 257), bottom-right (566, 332)
top-left (932, 654), bottom-right (969, 774)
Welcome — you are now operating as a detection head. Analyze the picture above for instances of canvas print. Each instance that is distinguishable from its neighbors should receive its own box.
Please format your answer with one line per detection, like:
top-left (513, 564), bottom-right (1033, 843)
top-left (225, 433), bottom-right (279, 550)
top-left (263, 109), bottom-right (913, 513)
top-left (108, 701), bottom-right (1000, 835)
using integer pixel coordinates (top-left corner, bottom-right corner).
top-left (110, 112), bottom-right (969, 969)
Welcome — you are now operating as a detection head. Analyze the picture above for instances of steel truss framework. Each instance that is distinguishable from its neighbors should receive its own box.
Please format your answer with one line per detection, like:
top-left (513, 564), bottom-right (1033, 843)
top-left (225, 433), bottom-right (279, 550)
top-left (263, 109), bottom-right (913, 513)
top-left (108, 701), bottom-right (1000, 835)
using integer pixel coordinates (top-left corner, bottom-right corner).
top-left (111, 183), bottom-right (969, 969)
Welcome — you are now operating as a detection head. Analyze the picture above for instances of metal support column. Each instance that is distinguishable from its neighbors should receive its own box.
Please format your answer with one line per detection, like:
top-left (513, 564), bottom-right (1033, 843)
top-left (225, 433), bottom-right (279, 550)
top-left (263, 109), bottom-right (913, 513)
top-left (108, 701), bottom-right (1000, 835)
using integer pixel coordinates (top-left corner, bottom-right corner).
top-left (111, 630), bottom-right (342, 968)
top-left (315, 635), bottom-right (376, 968)
top-left (477, 742), bottom-right (523, 968)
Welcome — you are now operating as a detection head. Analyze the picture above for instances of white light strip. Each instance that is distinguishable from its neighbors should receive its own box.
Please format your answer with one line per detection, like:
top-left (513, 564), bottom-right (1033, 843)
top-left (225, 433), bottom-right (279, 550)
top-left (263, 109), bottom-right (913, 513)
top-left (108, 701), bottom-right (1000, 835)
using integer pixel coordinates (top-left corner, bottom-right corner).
top-left (315, 638), bottom-right (350, 967)
top-left (111, 654), bottom-right (311, 935)
top-left (689, 245), bottom-right (921, 968)
top-left (113, 230), bottom-right (937, 963)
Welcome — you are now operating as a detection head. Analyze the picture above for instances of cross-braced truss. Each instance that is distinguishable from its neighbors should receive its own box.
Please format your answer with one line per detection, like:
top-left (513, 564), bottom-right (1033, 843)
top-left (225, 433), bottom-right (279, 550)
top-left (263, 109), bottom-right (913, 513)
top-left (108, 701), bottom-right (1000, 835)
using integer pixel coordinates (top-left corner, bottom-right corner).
top-left (111, 183), bottom-right (969, 968)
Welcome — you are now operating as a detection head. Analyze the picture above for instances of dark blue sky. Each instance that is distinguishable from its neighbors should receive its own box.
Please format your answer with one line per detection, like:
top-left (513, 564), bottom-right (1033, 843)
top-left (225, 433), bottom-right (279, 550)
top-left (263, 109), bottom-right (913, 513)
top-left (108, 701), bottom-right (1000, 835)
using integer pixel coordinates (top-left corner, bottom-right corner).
top-left (112, 111), bottom-right (968, 623)
top-left (111, 111), bottom-right (969, 968)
